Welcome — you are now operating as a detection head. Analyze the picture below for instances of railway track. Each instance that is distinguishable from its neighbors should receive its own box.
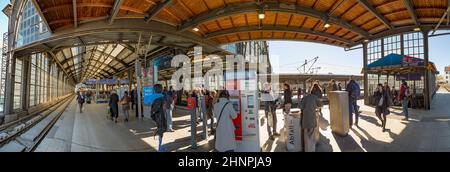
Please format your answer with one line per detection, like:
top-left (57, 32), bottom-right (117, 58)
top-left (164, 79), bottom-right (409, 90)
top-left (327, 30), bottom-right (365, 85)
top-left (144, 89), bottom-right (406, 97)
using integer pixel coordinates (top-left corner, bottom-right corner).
top-left (0, 95), bottom-right (74, 152)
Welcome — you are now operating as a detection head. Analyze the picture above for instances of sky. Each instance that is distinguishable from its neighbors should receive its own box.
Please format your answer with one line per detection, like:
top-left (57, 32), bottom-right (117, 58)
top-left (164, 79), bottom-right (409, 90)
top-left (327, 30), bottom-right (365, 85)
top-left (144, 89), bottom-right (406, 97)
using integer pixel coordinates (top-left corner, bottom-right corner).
top-left (268, 33), bottom-right (450, 76)
top-left (0, 0), bottom-right (448, 76)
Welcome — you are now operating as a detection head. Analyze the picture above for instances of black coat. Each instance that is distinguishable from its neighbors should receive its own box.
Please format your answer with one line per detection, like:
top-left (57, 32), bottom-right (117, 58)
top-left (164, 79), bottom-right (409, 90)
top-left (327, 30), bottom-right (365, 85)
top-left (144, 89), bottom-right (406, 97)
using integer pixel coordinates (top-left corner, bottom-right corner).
top-left (109, 93), bottom-right (120, 114)
top-left (374, 90), bottom-right (390, 115)
top-left (284, 89), bottom-right (293, 104)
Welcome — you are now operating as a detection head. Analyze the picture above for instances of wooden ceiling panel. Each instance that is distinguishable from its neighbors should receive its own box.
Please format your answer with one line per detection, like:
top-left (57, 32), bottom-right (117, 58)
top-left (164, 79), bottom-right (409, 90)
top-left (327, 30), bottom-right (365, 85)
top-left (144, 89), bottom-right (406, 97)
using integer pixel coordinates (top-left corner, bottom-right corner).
top-left (416, 8), bottom-right (447, 19)
top-left (231, 14), bottom-right (249, 27)
top-left (273, 32), bottom-right (285, 38)
top-left (216, 17), bottom-right (234, 30)
top-left (284, 32), bottom-right (296, 39)
top-left (203, 22), bottom-right (220, 33)
top-left (296, 0), bottom-right (317, 7)
top-left (287, 15), bottom-right (305, 27)
top-left (181, 0), bottom-right (210, 15)
top-left (238, 32), bottom-right (250, 40)
top-left (261, 12), bottom-right (277, 25)
top-left (262, 31), bottom-right (273, 39)
top-left (250, 32), bottom-right (261, 39)
top-left (302, 17), bottom-right (320, 29)
top-left (226, 34), bottom-right (240, 42)
top-left (245, 13), bottom-right (259, 26)
top-left (276, 13), bottom-right (292, 26)
top-left (203, 0), bottom-right (226, 9)
top-left (360, 18), bottom-right (384, 31)
top-left (313, 0), bottom-right (338, 12)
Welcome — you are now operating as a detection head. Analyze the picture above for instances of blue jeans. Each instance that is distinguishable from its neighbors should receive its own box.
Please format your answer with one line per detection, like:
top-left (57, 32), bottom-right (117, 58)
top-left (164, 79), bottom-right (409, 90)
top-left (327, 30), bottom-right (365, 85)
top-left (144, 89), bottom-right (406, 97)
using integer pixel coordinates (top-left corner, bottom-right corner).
top-left (402, 99), bottom-right (409, 119)
top-left (166, 105), bottom-right (173, 130)
top-left (190, 109), bottom-right (198, 148)
top-left (158, 134), bottom-right (165, 152)
top-left (349, 98), bottom-right (359, 126)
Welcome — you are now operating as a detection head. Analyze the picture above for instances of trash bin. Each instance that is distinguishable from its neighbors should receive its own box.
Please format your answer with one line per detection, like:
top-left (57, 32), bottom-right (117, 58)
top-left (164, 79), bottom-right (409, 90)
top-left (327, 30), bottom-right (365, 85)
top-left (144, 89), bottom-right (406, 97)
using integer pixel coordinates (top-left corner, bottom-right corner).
top-left (328, 91), bottom-right (350, 136)
top-left (286, 111), bottom-right (302, 152)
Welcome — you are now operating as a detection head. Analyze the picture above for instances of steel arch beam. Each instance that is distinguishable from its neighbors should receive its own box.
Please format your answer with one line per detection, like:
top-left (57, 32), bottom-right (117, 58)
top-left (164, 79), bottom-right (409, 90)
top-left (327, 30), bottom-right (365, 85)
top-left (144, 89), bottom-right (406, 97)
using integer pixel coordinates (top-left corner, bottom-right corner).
top-left (178, 2), bottom-right (371, 38)
top-left (145, 0), bottom-right (172, 23)
top-left (402, 0), bottom-right (419, 26)
top-left (205, 25), bottom-right (355, 45)
top-left (356, 0), bottom-right (394, 29)
top-left (13, 19), bottom-right (225, 56)
top-left (108, 0), bottom-right (125, 25)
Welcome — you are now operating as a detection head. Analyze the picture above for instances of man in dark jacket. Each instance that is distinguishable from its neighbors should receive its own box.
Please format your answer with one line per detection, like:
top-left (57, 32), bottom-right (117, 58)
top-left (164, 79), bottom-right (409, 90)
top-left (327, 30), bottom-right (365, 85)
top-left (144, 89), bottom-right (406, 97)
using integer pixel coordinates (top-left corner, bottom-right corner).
top-left (151, 84), bottom-right (167, 152)
top-left (109, 91), bottom-right (120, 123)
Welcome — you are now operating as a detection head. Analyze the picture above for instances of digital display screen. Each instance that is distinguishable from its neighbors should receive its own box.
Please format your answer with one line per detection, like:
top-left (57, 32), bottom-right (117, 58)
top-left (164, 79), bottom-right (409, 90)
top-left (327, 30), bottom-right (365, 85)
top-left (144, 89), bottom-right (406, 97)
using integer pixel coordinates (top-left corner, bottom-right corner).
top-left (231, 100), bottom-right (240, 112)
top-left (247, 95), bottom-right (254, 109)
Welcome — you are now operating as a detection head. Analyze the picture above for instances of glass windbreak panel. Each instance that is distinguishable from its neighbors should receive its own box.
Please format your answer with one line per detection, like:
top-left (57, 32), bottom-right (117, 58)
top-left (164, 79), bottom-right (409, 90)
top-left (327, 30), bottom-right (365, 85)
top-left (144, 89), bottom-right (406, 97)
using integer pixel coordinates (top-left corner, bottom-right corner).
top-left (403, 32), bottom-right (424, 59)
top-left (367, 40), bottom-right (382, 64)
top-left (30, 55), bottom-right (37, 106)
top-left (14, 59), bottom-right (23, 109)
top-left (15, 0), bottom-right (50, 48)
top-left (384, 35), bottom-right (401, 55)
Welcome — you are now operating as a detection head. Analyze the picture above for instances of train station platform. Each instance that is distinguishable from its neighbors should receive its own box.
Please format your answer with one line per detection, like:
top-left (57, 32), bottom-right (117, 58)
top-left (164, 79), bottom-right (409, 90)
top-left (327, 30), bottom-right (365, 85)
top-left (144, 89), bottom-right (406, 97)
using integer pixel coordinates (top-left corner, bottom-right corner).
top-left (35, 87), bottom-right (450, 152)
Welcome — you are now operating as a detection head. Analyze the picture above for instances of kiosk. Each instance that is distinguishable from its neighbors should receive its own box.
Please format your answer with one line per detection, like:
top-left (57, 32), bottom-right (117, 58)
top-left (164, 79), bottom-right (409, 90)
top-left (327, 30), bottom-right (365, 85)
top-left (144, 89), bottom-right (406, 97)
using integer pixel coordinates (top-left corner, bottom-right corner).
top-left (224, 70), bottom-right (260, 152)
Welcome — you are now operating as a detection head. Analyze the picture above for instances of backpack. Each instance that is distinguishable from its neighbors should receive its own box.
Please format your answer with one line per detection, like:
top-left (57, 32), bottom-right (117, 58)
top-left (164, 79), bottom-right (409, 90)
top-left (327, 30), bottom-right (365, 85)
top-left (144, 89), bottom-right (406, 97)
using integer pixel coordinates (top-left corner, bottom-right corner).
top-left (350, 82), bottom-right (361, 99)
top-left (151, 97), bottom-right (167, 136)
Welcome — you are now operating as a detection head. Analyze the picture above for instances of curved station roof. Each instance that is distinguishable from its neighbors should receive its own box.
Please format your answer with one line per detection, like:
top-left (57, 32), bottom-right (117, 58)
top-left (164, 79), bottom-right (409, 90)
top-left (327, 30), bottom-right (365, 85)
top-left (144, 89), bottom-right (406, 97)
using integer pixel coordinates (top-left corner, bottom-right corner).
top-left (7, 0), bottom-right (450, 82)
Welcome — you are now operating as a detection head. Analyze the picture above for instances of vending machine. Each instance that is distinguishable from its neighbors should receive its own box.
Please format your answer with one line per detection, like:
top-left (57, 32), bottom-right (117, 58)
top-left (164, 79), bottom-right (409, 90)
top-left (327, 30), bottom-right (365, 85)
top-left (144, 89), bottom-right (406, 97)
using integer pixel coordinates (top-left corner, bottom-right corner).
top-left (224, 70), bottom-right (260, 152)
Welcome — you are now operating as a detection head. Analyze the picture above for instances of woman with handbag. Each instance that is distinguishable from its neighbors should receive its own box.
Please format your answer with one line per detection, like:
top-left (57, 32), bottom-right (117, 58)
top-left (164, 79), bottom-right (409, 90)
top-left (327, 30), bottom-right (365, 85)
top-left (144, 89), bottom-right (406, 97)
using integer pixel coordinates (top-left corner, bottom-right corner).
top-left (120, 91), bottom-right (130, 122)
top-left (213, 90), bottom-right (238, 152)
top-left (374, 84), bottom-right (390, 132)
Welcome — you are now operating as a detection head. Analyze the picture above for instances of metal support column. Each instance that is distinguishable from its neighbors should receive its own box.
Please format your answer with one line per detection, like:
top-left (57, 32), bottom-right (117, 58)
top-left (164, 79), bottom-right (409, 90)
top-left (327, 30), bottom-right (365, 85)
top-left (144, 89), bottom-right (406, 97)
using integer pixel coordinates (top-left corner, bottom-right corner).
top-left (400, 33), bottom-right (405, 56)
top-left (363, 42), bottom-right (369, 105)
top-left (423, 30), bottom-right (431, 110)
top-left (4, 52), bottom-right (16, 120)
top-left (128, 68), bottom-right (132, 94)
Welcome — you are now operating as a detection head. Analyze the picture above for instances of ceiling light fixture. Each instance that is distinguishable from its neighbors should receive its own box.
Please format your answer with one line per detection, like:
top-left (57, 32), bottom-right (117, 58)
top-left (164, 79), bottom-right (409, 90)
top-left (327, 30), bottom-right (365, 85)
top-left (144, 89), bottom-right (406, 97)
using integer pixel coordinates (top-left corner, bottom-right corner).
top-left (193, 27), bottom-right (200, 32)
top-left (413, 27), bottom-right (421, 32)
top-left (324, 23), bottom-right (331, 28)
top-left (258, 5), bottom-right (265, 20)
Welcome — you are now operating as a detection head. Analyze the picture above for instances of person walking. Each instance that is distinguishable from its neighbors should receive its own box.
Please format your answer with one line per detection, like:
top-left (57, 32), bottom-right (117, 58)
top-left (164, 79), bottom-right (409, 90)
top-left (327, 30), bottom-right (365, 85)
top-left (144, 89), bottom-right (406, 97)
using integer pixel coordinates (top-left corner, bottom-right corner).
top-left (130, 89), bottom-right (135, 110)
top-left (77, 91), bottom-right (85, 113)
top-left (300, 92), bottom-right (323, 152)
top-left (374, 84), bottom-right (390, 132)
top-left (205, 90), bottom-right (215, 135)
top-left (200, 89), bottom-right (208, 139)
top-left (297, 87), bottom-right (302, 100)
top-left (120, 91), bottom-right (130, 122)
top-left (109, 91), bottom-right (120, 123)
top-left (327, 79), bottom-right (339, 95)
top-left (193, 89), bottom-right (201, 123)
top-left (187, 92), bottom-right (198, 149)
top-left (261, 83), bottom-right (280, 140)
top-left (346, 79), bottom-right (361, 127)
top-left (213, 90), bottom-right (238, 152)
top-left (165, 86), bottom-right (175, 132)
top-left (283, 83), bottom-right (293, 115)
top-left (150, 84), bottom-right (167, 152)
top-left (310, 84), bottom-right (323, 116)
top-left (400, 81), bottom-right (410, 121)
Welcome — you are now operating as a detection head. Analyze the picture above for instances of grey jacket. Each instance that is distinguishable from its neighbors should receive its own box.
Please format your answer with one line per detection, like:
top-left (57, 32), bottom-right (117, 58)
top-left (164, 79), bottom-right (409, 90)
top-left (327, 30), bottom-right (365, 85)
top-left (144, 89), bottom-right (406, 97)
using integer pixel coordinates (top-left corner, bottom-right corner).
top-left (299, 94), bottom-right (323, 129)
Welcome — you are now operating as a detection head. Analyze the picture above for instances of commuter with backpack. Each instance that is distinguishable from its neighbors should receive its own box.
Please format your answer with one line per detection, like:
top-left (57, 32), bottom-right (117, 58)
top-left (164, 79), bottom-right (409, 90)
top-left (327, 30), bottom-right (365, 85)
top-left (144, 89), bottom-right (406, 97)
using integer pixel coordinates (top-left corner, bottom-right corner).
top-left (346, 79), bottom-right (361, 127)
top-left (165, 86), bottom-right (175, 132)
top-left (150, 84), bottom-right (167, 152)
top-left (187, 92), bottom-right (198, 149)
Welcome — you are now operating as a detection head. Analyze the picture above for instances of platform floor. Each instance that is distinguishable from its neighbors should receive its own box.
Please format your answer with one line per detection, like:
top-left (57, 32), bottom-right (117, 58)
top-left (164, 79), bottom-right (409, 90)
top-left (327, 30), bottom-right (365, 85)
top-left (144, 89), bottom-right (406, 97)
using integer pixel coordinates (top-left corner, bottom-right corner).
top-left (36, 87), bottom-right (450, 152)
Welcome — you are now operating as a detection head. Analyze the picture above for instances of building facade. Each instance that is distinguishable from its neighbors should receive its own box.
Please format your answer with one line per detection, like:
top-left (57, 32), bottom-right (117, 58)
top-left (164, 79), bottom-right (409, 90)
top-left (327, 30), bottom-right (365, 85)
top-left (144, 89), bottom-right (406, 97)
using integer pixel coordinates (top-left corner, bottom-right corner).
top-left (446, 66), bottom-right (450, 84)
